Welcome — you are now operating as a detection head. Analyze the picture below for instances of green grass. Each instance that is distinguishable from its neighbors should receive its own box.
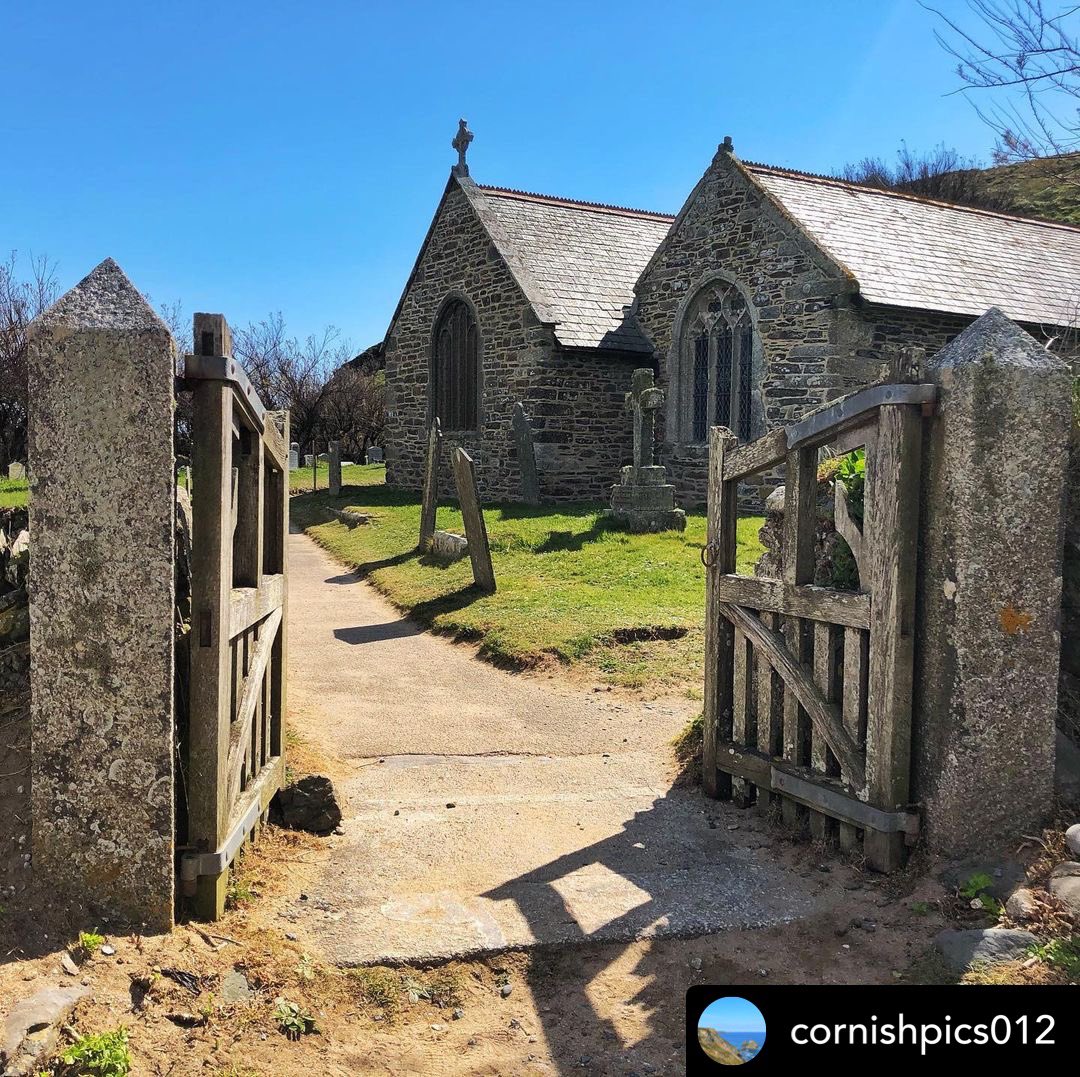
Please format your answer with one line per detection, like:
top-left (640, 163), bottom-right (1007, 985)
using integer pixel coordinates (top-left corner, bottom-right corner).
top-left (0, 475), bottom-right (28, 509)
top-left (289, 461), bottom-right (386, 494)
top-left (291, 476), bottom-right (764, 692)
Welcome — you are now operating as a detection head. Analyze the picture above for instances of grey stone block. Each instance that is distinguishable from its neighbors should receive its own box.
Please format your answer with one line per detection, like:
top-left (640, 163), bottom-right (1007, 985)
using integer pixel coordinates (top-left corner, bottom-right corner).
top-left (934, 927), bottom-right (1037, 971)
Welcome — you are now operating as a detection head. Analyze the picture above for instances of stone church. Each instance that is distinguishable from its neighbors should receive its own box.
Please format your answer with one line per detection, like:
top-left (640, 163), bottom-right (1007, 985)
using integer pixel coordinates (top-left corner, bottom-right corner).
top-left (382, 125), bottom-right (1080, 505)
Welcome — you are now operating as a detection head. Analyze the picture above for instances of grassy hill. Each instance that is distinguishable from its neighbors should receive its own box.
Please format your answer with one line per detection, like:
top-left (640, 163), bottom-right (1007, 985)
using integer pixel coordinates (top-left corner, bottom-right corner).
top-left (975, 155), bottom-right (1080, 226)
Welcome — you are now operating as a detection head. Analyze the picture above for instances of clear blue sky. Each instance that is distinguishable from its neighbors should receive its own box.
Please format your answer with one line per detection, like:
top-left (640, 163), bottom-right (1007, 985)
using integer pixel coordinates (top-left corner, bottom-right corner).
top-left (4, 1), bottom-right (997, 355)
top-left (700, 996), bottom-right (766, 1033)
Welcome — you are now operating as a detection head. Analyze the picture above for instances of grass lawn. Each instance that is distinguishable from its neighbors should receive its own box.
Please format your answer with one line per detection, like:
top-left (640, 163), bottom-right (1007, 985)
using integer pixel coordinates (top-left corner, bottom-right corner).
top-left (0, 476), bottom-right (28, 509)
top-left (291, 468), bottom-right (764, 695)
top-left (289, 461), bottom-right (386, 494)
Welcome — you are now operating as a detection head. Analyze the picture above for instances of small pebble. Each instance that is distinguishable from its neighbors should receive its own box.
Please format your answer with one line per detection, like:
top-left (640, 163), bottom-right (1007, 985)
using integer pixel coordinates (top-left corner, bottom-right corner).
top-left (446, 802), bottom-right (456, 809)
top-left (452, 1008), bottom-right (464, 1020)
top-left (100, 944), bottom-right (116, 956)
top-left (500, 983), bottom-right (512, 997)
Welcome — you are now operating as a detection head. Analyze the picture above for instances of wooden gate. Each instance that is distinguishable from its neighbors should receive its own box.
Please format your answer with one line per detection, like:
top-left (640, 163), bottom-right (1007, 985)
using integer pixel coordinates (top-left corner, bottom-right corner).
top-left (181, 314), bottom-right (289, 918)
top-left (702, 383), bottom-right (933, 871)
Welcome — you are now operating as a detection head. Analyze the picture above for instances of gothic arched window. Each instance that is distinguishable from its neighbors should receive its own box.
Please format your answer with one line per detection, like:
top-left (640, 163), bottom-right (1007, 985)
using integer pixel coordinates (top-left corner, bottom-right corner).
top-left (677, 281), bottom-right (760, 444)
top-left (433, 298), bottom-right (479, 431)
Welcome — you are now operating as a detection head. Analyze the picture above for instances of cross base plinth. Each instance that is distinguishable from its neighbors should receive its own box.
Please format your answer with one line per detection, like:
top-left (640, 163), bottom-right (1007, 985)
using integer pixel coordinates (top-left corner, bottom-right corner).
top-left (610, 473), bottom-right (687, 533)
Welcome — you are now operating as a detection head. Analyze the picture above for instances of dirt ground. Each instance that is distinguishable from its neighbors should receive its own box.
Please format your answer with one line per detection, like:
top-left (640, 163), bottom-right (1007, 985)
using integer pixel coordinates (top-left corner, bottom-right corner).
top-left (0, 819), bottom-right (960, 1077)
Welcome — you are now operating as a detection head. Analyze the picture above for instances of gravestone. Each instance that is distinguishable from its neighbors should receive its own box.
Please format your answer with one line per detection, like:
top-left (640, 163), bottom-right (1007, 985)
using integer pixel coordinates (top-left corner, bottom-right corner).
top-left (366, 445), bottom-right (384, 463)
top-left (7, 463), bottom-right (25, 481)
top-left (25, 258), bottom-right (175, 929)
top-left (303, 454), bottom-right (314, 468)
top-left (610, 368), bottom-right (686, 532)
top-left (419, 418), bottom-right (441, 551)
top-left (913, 308), bottom-right (1072, 855)
top-left (288, 442), bottom-right (299, 469)
top-left (511, 402), bottom-right (540, 505)
top-left (452, 447), bottom-right (496, 593)
top-left (328, 440), bottom-right (342, 496)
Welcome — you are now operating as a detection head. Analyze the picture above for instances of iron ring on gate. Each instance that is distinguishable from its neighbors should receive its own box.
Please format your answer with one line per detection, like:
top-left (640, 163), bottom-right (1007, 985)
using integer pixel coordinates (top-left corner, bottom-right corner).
top-left (700, 542), bottom-right (719, 568)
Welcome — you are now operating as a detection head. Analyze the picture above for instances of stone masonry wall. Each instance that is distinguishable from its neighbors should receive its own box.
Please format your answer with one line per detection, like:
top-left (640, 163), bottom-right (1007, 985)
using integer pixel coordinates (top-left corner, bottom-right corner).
top-left (633, 148), bottom-right (976, 508)
top-left (384, 178), bottom-right (635, 502)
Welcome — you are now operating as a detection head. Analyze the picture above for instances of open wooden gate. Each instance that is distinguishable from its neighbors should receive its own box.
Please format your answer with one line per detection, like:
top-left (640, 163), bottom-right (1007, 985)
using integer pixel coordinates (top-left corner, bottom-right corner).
top-left (181, 314), bottom-right (289, 918)
top-left (702, 383), bottom-right (934, 871)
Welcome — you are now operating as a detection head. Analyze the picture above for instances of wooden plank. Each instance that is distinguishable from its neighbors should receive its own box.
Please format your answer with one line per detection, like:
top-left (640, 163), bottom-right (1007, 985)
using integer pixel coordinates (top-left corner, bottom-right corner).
top-left (756, 611), bottom-right (782, 814)
top-left (722, 427), bottom-right (787, 481)
top-left (226, 607), bottom-right (283, 800)
top-left (233, 421), bottom-right (265, 589)
top-left (452, 447), bottom-right (496, 593)
top-left (713, 746), bottom-right (918, 839)
top-left (863, 404), bottom-right (922, 872)
top-left (830, 419), bottom-right (877, 456)
top-left (262, 415), bottom-right (287, 471)
top-left (718, 602), bottom-right (866, 789)
top-left (188, 380), bottom-right (234, 919)
top-left (731, 626), bottom-right (754, 807)
top-left (230, 575), bottom-right (285, 639)
top-left (810, 621), bottom-right (839, 841)
top-left (783, 446), bottom-right (817, 587)
top-left (418, 419), bottom-right (442, 551)
top-left (272, 412), bottom-right (288, 765)
top-left (833, 481), bottom-right (866, 584)
top-left (784, 383), bottom-right (935, 452)
top-left (703, 427), bottom-right (737, 799)
top-left (714, 574), bottom-right (870, 629)
top-left (840, 626), bottom-right (869, 852)
top-left (780, 615), bottom-right (805, 829)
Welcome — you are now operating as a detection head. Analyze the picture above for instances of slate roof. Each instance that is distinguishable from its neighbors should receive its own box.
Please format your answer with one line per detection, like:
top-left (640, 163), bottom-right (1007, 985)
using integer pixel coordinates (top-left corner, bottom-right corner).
top-left (464, 182), bottom-right (674, 352)
top-left (744, 163), bottom-right (1080, 327)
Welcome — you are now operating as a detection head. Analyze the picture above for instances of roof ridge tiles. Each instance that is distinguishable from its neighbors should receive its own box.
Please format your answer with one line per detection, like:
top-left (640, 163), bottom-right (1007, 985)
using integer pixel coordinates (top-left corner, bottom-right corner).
top-left (475, 183), bottom-right (676, 222)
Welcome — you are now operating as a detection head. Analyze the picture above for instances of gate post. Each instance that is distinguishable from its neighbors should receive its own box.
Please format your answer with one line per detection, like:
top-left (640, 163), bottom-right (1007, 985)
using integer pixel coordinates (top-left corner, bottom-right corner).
top-left (914, 308), bottom-right (1072, 854)
top-left (27, 259), bottom-right (176, 929)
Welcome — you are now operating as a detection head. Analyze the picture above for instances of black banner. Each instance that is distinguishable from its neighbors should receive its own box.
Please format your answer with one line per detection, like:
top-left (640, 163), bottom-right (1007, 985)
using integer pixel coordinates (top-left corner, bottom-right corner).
top-left (686, 986), bottom-right (1075, 1071)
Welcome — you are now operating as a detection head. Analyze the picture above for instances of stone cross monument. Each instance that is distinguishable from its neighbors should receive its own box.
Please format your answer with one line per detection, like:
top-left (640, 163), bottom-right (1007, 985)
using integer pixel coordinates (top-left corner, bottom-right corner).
top-left (452, 119), bottom-right (474, 177)
top-left (610, 368), bottom-right (686, 532)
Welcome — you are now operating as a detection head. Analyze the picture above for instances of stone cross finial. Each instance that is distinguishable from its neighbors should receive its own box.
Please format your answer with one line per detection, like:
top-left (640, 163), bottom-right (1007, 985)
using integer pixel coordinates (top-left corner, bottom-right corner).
top-left (625, 368), bottom-right (665, 470)
top-left (452, 119), bottom-right (474, 177)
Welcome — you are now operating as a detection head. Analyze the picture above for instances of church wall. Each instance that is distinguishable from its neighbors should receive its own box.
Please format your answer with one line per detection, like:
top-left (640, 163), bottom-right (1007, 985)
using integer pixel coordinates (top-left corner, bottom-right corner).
top-left (384, 181), bottom-right (633, 502)
top-left (633, 149), bottom-right (985, 508)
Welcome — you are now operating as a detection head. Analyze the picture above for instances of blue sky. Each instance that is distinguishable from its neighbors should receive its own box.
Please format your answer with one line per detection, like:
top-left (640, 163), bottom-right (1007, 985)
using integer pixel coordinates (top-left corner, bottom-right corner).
top-left (4, 1), bottom-right (999, 354)
top-left (700, 996), bottom-right (766, 1033)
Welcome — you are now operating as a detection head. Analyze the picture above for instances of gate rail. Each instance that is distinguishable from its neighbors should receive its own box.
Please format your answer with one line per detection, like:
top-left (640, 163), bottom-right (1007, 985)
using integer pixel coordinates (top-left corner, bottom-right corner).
top-left (703, 383), bottom-right (933, 871)
top-left (181, 314), bottom-right (289, 918)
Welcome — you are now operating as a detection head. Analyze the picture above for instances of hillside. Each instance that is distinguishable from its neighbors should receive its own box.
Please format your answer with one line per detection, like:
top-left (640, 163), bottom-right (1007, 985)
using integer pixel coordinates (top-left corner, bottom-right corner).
top-left (975, 154), bottom-right (1080, 226)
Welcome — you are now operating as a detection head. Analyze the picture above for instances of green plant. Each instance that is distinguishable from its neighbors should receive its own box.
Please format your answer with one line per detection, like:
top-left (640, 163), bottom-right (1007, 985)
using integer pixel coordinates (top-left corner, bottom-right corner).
top-left (1028, 936), bottom-right (1080, 980)
top-left (959, 873), bottom-right (1003, 918)
top-left (910, 901), bottom-right (932, 916)
top-left (77, 931), bottom-right (106, 957)
top-left (59, 1026), bottom-right (131, 1076)
top-left (834, 449), bottom-right (865, 524)
top-left (296, 953), bottom-right (315, 982)
top-left (273, 998), bottom-right (317, 1040)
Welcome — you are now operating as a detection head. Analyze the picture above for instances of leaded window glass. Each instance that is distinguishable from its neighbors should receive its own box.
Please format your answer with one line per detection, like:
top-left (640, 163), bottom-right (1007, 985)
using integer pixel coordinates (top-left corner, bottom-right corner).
top-left (433, 299), bottom-right (478, 431)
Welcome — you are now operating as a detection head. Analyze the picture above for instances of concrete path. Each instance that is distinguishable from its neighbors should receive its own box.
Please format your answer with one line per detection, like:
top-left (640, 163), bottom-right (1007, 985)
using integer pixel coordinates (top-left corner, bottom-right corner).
top-left (285, 532), bottom-right (827, 965)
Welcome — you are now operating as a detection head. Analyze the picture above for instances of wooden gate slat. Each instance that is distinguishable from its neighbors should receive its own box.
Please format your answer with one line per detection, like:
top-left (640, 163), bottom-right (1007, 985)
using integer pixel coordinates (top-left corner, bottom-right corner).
top-left (756, 611), bottom-right (782, 814)
top-left (226, 606), bottom-right (283, 782)
top-left (811, 621), bottom-right (838, 841)
top-left (719, 602), bottom-right (866, 790)
top-left (731, 625), bottom-right (754, 807)
top-left (840, 626), bottom-right (869, 852)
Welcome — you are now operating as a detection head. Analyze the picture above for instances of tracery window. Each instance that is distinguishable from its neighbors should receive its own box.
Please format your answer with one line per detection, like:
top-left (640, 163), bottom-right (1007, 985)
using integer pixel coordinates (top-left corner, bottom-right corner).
top-left (679, 281), bottom-right (759, 444)
top-left (433, 298), bottom-right (478, 431)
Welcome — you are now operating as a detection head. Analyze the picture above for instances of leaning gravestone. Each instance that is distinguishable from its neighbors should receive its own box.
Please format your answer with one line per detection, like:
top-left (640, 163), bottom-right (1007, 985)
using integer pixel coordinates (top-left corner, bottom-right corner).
top-left (419, 418), bottom-right (442, 551)
top-left (366, 445), bottom-right (384, 463)
top-left (7, 462), bottom-right (25, 481)
top-left (288, 442), bottom-right (299, 469)
top-left (610, 368), bottom-right (686, 532)
top-left (452, 447), bottom-right (496, 593)
top-left (328, 440), bottom-right (342, 496)
top-left (511, 402), bottom-right (540, 505)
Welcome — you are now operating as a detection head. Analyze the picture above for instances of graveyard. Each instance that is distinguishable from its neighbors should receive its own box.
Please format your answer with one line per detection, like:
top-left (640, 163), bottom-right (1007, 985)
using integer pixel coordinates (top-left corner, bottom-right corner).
top-left (4, 4), bottom-right (1080, 1075)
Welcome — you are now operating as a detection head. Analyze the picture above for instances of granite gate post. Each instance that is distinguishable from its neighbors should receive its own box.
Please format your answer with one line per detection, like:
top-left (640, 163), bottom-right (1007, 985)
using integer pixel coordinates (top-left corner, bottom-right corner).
top-left (26, 258), bottom-right (176, 929)
top-left (329, 440), bottom-right (342, 496)
top-left (913, 308), bottom-right (1072, 855)
top-left (419, 418), bottom-right (442, 551)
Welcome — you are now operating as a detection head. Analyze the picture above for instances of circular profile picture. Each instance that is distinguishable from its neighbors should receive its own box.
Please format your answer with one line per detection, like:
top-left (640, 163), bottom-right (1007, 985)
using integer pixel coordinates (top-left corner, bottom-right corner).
top-left (697, 996), bottom-right (766, 1065)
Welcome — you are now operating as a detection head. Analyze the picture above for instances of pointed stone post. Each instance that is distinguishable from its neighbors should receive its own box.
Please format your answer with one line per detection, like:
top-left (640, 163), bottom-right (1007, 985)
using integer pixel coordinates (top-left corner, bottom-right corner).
top-left (913, 308), bottom-right (1072, 855)
top-left (26, 259), bottom-right (176, 929)
top-left (328, 440), bottom-right (342, 496)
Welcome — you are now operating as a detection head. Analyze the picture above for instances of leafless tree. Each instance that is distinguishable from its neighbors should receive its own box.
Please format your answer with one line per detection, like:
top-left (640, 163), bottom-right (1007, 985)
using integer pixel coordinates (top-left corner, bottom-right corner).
top-left (0, 252), bottom-right (58, 471)
top-left (838, 143), bottom-right (1017, 210)
top-left (926, 0), bottom-right (1080, 163)
top-left (320, 365), bottom-right (386, 458)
